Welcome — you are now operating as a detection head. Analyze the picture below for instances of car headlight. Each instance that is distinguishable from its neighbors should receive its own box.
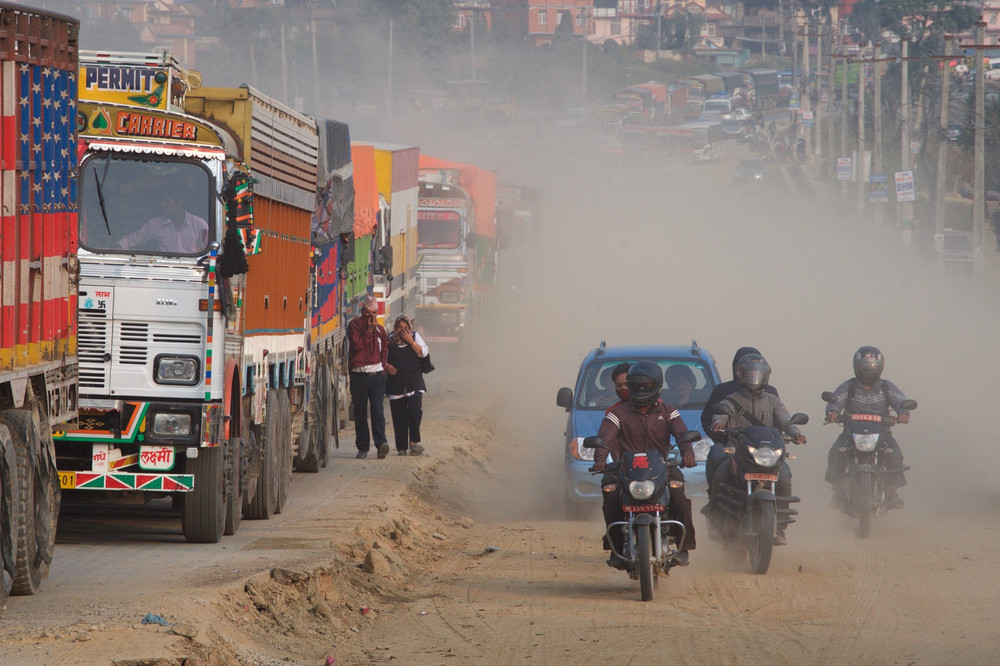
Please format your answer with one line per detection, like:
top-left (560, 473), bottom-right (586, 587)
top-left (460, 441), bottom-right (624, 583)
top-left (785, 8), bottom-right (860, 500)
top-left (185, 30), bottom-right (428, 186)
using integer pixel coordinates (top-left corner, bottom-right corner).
top-left (752, 447), bottom-right (780, 467)
top-left (692, 437), bottom-right (712, 462)
top-left (154, 355), bottom-right (200, 386)
top-left (853, 433), bottom-right (880, 452)
top-left (151, 412), bottom-right (192, 437)
top-left (569, 437), bottom-right (594, 461)
top-left (629, 480), bottom-right (656, 500)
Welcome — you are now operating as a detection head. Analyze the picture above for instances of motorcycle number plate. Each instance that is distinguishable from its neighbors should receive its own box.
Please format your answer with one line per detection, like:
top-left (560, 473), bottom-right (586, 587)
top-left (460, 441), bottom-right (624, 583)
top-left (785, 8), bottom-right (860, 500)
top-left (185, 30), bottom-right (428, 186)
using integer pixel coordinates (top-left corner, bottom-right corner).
top-left (744, 472), bottom-right (778, 481)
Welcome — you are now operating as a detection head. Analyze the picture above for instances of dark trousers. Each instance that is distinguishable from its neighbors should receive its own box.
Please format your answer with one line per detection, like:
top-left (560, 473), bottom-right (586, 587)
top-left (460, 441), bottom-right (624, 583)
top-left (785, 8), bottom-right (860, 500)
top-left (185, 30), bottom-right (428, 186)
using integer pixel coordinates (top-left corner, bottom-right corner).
top-left (602, 466), bottom-right (696, 554)
top-left (705, 441), bottom-right (728, 490)
top-left (389, 392), bottom-right (423, 452)
top-left (350, 371), bottom-right (386, 452)
top-left (825, 432), bottom-right (906, 489)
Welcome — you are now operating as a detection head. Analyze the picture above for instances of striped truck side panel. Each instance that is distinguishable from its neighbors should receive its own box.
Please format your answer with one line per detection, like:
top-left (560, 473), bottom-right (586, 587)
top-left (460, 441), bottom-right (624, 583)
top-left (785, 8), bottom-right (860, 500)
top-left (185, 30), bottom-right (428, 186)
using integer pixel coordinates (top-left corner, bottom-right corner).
top-left (0, 8), bottom-right (79, 373)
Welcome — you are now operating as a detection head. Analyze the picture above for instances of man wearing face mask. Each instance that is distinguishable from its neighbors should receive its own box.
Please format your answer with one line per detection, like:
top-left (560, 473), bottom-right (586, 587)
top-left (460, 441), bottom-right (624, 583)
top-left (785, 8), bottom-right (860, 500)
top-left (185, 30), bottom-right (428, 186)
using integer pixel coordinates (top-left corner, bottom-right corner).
top-left (603, 362), bottom-right (632, 413)
top-left (347, 295), bottom-right (389, 459)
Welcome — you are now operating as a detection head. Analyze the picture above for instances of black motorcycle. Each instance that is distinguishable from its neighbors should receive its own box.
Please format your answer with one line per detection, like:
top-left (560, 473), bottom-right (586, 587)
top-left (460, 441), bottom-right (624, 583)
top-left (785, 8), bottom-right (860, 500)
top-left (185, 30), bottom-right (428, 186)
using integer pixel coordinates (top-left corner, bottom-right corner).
top-left (584, 431), bottom-right (699, 602)
top-left (821, 391), bottom-right (917, 538)
top-left (702, 410), bottom-right (808, 574)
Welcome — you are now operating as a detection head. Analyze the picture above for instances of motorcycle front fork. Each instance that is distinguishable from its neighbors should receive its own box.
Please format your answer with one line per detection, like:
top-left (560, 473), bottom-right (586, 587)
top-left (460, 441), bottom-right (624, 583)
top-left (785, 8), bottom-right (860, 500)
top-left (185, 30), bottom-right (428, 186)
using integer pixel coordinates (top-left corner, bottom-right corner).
top-left (606, 516), bottom-right (686, 564)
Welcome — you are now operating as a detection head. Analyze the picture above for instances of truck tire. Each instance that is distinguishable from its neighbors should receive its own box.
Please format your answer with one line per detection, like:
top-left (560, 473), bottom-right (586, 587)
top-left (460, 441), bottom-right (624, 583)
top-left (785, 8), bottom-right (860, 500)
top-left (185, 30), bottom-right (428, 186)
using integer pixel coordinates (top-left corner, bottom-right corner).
top-left (0, 409), bottom-right (58, 594)
top-left (224, 436), bottom-right (243, 536)
top-left (275, 388), bottom-right (292, 514)
top-left (181, 445), bottom-right (226, 544)
top-left (244, 391), bottom-right (279, 520)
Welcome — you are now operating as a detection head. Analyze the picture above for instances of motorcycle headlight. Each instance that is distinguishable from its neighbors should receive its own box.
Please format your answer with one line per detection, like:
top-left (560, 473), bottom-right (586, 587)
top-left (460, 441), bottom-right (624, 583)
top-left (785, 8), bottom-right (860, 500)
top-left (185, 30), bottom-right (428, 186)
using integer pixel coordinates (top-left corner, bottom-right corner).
top-left (752, 448), bottom-right (780, 467)
top-left (853, 433), bottom-right (880, 452)
top-left (628, 480), bottom-right (656, 500)
top-left (154, 355), bottom-right (200, 386)
top-left (692, 437), bottom-right (712, 462)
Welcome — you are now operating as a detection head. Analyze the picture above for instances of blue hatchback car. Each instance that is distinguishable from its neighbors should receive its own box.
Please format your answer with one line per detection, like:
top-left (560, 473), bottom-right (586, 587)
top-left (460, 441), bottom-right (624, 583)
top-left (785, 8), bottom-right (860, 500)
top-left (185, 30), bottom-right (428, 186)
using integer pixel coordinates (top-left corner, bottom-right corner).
top-left (555, 341), bottom-right (721, 518)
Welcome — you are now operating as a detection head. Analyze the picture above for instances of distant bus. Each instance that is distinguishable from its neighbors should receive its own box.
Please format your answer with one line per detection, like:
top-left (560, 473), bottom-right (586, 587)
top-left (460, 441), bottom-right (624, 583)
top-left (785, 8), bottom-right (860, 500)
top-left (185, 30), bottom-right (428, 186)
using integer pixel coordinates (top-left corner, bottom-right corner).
top-left (619, 120), bottom-right (724, 163)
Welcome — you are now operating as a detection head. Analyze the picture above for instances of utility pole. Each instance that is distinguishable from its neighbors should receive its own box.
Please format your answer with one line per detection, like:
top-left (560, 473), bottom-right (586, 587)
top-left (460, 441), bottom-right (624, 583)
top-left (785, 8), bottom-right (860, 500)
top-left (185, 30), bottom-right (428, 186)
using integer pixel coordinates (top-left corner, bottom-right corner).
top-left (386, 20), bottom-right (394, 109)
top-left (470, 10), bottom-right (477, 80)
top-left (815, 24), bottom-right (824, 176)
top-left (933, 34), bottom-right (952, 248)
top-left (857, 53), bottom-right (867, 214)
top-left (969, 20), bottom-right (987, 272)
top-left (899, 36), bottom-right (912, 233)
top-left (311, 18), bottom-right (319, 112)
top-left (873, 43), bottom-right (882, 178)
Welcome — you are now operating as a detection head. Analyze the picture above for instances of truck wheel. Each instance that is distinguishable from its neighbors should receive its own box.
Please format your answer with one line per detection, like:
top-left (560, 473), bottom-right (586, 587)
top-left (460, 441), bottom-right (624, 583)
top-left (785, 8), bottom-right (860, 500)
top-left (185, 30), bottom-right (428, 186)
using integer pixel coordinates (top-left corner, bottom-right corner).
top-left (294, 371), bottom-right (322, 473)
top-left (0, 409), bottom-right (58, 595)
top-left (224, 436), bottom-right (244, 536)
top-left (275, 389), bottom-right (292, 514)
top-left (244, 391), bottom-right (279, 520)
top-left (182, 445), bottom-right (226, 543)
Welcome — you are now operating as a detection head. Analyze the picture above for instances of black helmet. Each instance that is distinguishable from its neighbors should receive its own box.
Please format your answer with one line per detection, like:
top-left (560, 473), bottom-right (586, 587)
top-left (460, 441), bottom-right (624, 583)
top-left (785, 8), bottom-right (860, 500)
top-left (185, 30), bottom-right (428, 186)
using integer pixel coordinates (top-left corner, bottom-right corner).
top-left (735, 353), bottom-right (771, 396)
top-left (626, 360), bottom-right (663, 408)
top-left (853, 346), bottom-right (884, 385)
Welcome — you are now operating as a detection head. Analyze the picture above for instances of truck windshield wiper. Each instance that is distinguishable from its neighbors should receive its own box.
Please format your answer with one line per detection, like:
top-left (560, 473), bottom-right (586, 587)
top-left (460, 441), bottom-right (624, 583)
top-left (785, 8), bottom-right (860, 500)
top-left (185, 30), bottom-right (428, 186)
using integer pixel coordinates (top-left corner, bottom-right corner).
top-left (92, 163), bottom-right (111, 237)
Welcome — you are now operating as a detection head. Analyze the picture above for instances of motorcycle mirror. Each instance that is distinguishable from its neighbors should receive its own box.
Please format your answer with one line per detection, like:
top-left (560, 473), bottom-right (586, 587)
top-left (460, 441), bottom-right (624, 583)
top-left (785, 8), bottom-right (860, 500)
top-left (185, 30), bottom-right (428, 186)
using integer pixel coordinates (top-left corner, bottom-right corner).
top-left (788, 412), bottom-right (809, 426)
top-left (582, 436), bottom-right (604, 449)
top-left (676, 430), bottom-right (701, 445)
top-left (821, 391), bottom-right (836, 403)
top-left (556, 387), bottom-right (573, 409)
top-left (899, 399), bottom-right (917, 411)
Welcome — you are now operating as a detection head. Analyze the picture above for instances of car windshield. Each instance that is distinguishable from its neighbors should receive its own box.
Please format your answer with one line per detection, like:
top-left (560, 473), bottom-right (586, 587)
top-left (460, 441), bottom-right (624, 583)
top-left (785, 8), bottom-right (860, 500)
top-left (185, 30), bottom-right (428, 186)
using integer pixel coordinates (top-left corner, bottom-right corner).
top-left (79, 154), bottom-right (213, 256)
top-left (577, 358), bottom-right (716, 410)
top-left (738, 159), bottom-right (762, 169)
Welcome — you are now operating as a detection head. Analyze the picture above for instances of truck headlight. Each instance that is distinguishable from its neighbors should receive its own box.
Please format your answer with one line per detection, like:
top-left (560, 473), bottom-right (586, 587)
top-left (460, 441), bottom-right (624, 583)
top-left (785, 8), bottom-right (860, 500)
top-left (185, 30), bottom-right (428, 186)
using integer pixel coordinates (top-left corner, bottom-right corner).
top-left (154, 355), bottom-right (200, 385)
top-left (151, 412), bottom-right (192, 437)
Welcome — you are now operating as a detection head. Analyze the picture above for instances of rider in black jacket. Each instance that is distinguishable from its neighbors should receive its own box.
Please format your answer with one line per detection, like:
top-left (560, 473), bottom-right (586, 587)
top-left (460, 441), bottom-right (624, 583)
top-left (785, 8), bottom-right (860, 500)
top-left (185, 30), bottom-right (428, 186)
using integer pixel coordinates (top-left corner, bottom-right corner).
top-left (701, 347), bottom-right (779, 492)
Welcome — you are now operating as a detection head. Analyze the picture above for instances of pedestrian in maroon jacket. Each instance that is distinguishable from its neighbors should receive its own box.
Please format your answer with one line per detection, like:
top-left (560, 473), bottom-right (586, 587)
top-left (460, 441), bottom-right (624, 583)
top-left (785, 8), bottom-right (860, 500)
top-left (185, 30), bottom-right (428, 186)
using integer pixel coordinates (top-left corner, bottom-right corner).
top-left (347, 295), bottom-right (389, 458)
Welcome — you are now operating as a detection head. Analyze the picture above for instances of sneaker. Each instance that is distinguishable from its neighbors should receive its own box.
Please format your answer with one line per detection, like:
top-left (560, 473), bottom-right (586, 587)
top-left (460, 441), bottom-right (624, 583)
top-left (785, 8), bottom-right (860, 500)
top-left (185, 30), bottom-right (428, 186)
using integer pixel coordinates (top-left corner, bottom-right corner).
top-left (606, 554), bottom-right (627, 570)
top-left (376, 443), bottom-right (390, 459)
top-left (355, 451), bottom-right (368, 459)
top-left (409, 443), bottom-right (425, 455)
top-left (397, 450), bottom-right (408, 456)
top-left (673, 550), bottom-right (690, 567)
top-left (773, 531), bottom-right (787, 546)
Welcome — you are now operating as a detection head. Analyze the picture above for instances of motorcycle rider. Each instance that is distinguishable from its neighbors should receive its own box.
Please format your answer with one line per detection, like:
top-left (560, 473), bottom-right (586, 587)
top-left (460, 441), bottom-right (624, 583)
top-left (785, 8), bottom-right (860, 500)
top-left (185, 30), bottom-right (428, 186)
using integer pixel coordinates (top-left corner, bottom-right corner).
top-left (593, 361), bottom-right (698, 568)
top-left (705, 353), bottom-right (805, 546)
top-left (824, 346), bottom-right (910, 509)
top-left (701, 347), bottom-right (780, 493)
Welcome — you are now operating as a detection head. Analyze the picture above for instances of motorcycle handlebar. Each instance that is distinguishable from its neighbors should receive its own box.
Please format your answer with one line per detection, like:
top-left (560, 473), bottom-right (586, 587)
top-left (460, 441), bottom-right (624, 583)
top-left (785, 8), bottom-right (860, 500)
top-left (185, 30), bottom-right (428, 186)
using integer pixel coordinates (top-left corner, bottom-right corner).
top-left (588, 459), bottom-right (682, 475)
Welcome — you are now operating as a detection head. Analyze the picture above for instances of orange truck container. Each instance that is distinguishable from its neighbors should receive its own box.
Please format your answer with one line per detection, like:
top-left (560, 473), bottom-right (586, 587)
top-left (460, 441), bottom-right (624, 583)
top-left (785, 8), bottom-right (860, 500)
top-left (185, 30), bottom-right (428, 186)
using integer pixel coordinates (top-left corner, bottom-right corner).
top-left (0, 1), bottom-right (79, 604)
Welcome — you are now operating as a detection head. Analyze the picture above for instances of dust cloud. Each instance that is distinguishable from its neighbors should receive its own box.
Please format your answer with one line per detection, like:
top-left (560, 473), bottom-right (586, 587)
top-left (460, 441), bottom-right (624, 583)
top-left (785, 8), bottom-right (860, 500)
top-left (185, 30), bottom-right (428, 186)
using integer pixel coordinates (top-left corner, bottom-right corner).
top-left (418, 120), bottom-right (1000, 559)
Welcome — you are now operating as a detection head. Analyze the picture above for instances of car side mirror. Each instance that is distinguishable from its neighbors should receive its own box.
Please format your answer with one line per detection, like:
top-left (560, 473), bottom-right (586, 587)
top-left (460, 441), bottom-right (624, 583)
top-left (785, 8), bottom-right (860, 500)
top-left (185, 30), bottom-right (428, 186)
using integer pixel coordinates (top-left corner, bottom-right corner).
top-left (556, 387), bottom-right (573, 409)
top-left (788, 412), bottom-right (809, 426)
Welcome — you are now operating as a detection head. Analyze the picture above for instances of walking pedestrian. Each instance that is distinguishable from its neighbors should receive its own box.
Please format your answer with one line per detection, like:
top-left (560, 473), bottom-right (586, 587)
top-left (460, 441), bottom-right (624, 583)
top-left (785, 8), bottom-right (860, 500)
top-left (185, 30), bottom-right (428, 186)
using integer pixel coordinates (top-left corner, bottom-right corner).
top-left (384, 315), bottom-right (429, 456)
top-left (347, 295), bottom-right (389, 459)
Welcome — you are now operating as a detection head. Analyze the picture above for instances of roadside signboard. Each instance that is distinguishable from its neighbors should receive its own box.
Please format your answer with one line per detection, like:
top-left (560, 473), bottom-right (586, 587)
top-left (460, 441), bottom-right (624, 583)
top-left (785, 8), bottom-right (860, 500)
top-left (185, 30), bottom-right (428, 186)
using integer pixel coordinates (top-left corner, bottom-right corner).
top-left (895, 170), bottom-right (915, 202)
top-left (801, 110), bottom-right (814, 127)
top-left (837, 157), bottom-right (853, 181)
top-left (869, 174), bottom-right (889, 203)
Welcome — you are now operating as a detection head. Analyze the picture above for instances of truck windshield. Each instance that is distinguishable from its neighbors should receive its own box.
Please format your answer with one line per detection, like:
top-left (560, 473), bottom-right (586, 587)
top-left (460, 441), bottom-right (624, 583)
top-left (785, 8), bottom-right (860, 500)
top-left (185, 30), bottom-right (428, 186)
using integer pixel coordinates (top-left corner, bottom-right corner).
top-left (79, 154), bottom-right (213, 256)
top-left (418, 211), bottom-right (462, 249)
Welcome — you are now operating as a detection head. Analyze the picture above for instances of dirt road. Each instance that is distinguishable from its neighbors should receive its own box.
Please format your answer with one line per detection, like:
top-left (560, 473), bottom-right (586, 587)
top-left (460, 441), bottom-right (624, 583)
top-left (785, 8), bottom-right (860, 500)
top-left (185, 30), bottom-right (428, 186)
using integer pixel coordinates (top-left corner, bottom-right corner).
top-left (4, 123), bottom-right (1000, 665)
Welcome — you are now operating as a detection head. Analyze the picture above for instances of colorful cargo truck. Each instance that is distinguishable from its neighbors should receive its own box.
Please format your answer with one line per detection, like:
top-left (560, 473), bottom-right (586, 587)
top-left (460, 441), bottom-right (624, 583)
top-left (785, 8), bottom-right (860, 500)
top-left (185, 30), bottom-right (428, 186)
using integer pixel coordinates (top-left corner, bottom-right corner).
top-left (416, 156), bottom-right (496, 346)
top-left (0, 1), bottom-right (79, 602)
top-left (55, 51), bottom-right (313, 544)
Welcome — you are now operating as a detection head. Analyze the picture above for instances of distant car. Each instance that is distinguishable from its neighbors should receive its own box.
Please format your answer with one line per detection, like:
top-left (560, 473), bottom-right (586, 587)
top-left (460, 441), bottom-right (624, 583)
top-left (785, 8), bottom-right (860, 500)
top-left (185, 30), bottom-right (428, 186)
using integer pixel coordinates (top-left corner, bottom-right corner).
top-left (941, 229), bottom-right (973, 272)
top-left (555, 342), bottom-right (721, 519)
top-left (721, 118), bottom-right (750, 141)
top-left (732, 156), bottom-right (769, 185)
top-left (726, 108), bottom-right (753, 122)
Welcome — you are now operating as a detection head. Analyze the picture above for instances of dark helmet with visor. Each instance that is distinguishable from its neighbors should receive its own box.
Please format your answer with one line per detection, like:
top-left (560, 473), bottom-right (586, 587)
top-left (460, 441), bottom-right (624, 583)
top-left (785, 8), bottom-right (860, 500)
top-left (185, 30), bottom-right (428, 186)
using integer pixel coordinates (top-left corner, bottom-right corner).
top-left (853, 346), bottom-right (884, 385)
top-left (626, 360), bottom-right (663, 408)
top-left (735, 353), bottom-right (771, 396)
